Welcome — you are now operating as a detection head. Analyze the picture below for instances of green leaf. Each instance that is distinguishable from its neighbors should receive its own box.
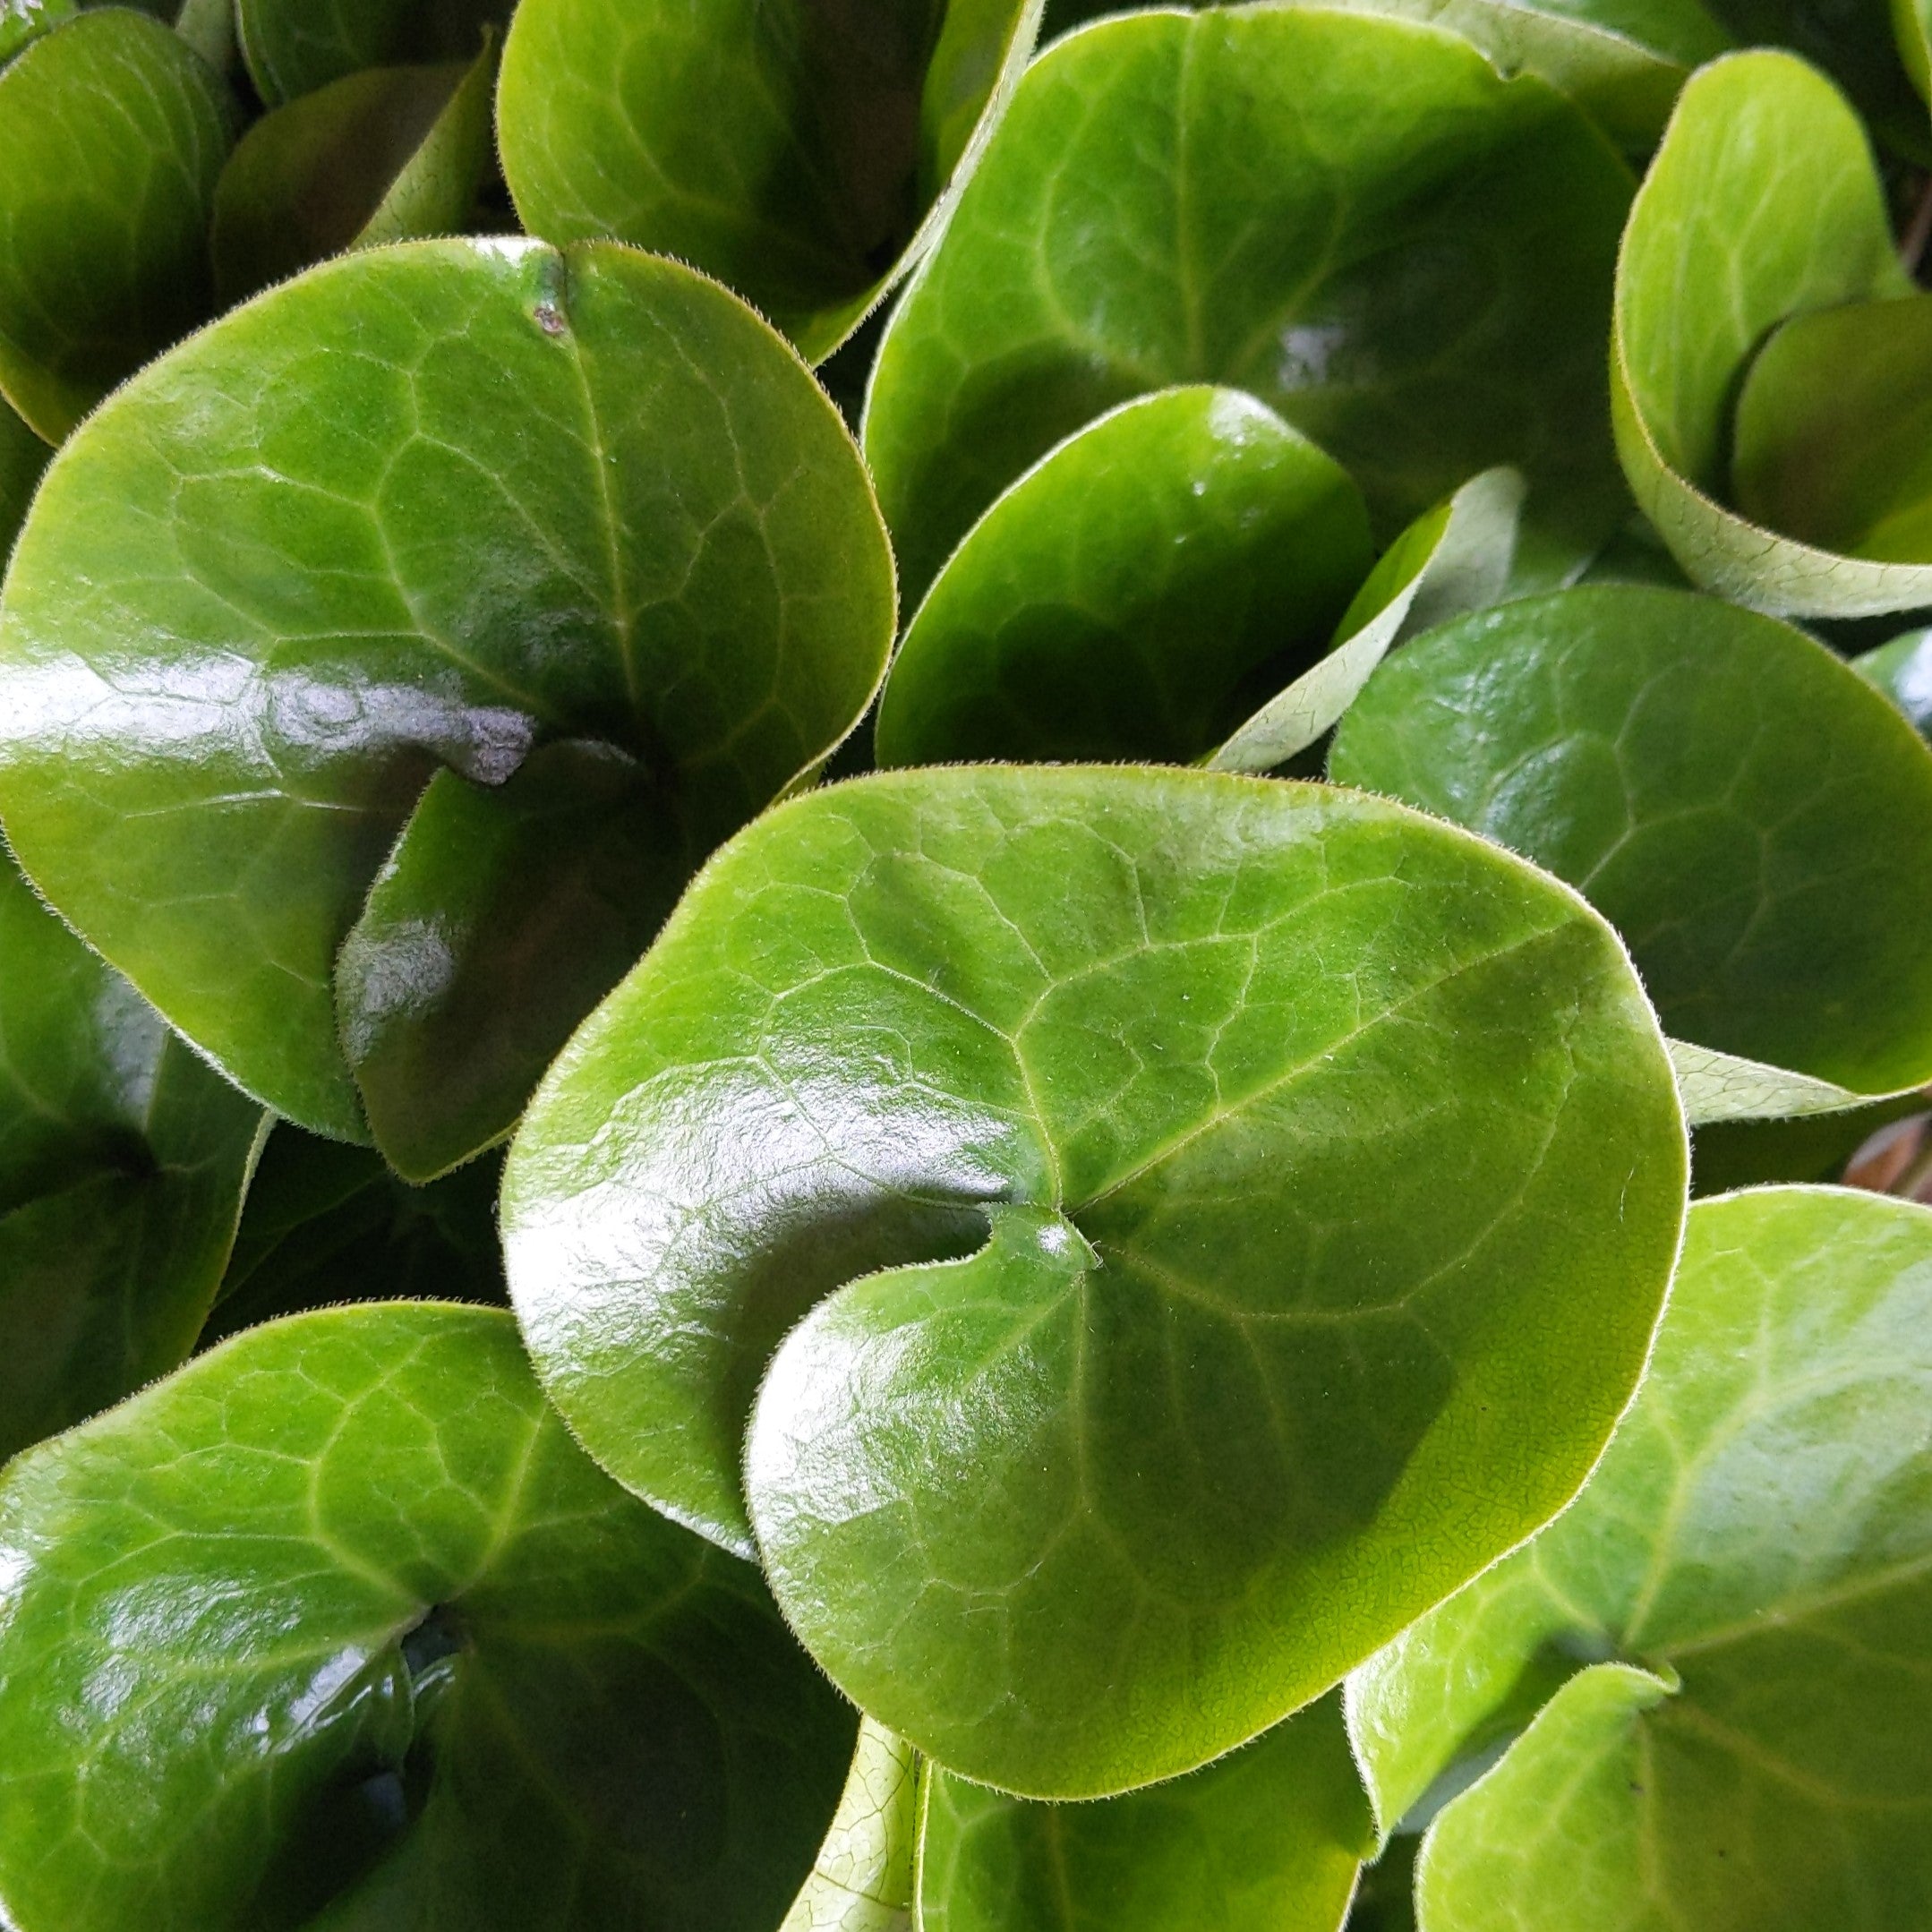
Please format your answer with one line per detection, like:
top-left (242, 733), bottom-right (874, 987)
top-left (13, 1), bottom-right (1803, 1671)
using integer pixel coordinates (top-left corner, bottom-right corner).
top-left (0, 845), bottom-right (265, 1461)
top-left (235, 0), bottom-right (505, 105)
top-left (0, 0), bottom-right (74, 64)
top-left (1857, 626), bottom-right (1932, 736)
top-left (874, 387), bottom-right (1373, 768)
top-left (1329, 584), bottom-right (1932, 1097)
top-left (1707, 0), bottom-right (1925, 151)
top-left (200, 1123), bottom-right (506, 1349)
top-left (1665, 1039), bottom-right (1901, 1126)
top-left (0, 1302), bottom-right (858, 1931)
top-left (0, 237), bottom-right (895, 1172)
top-left (1689, 1092), bottom-right (1928, 1196)
top-left (0, 7), bottom-right (233, 444)
top-left (497, 0), bottom-right (1043, 362)
top-left (781, 1720), bottom-right (918, 1932)
top-left (1731, 293), bottom-right (1932, 562)
top-left (1610, 49), bottom-right (1932, 615)
top-left (172, 0), bottom-right (232, 73)
top-left (863, 7), bottom-right (1636, 604)
top-left (502, 764), bottom-right (1687, 1799)
top-left (1346, 1186), bottom-right (1932, 1930)
top-left (210, 41), bottom-right (499, 306)
top-left (1209, 466), bottom-right (1526, 775)
top-left (919, 1692), bottom-right (1372, 1932)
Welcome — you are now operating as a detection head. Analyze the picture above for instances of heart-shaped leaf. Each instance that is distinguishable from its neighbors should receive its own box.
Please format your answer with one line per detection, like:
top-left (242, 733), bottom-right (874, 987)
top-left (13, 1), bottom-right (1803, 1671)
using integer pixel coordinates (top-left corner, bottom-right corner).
top-left (1330, 584), bottom-right (1932, 1101)
top-left (497, 0), bottom-right (1043, 362)
top-left (919, 1693), bottom-right (1373, 1932)
top-left (0, 7), bottom-right (233, 443)
top-left (210, 39), bottom-right (499, 304)
top-left (1347, 1185), bottom-right (1932, 1928)
top-left (782, 1719), bottom-right (918, 1932)
top-left (199, 1124), bottom-right (506, 1348)
top-left (0, 1301), bottom-right (857, 1930)
top-left (1611, 49), bottom-right (1932, 614)
top-left (503, 764), bottom-right (1687, 1798)
top-left (0, 236), bottom-right (895, 1177)
top-left (0, 845), bottom-right (264, 1462)
top-left (1859, 627), bottom-right (1932, 736)
top-left (235, 0), bottom-right (505, 105)
top-left (874, 387), bottom-right (1373, 768)
top-left (863, 7), bottom-right (1636, 604)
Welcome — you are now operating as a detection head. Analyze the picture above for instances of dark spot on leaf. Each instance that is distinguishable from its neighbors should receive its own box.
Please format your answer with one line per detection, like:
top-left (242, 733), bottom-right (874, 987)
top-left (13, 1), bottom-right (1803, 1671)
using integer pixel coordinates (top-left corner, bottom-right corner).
top-left (533, 300), bottom-right (567, 337)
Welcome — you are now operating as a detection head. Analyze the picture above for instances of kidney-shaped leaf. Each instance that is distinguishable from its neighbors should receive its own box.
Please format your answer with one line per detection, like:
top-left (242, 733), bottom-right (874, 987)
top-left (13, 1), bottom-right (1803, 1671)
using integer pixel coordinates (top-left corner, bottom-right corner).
top-left (498, 0), bottom-right (1043, 363)
top-left (875, 387), bottom-right (1373, 769)
top-left (0, 846), bottom-right (264, 1462)
top-left (210, 41), bottom-right (499, 305)
top-left (0, 1302), bottom-right (856, 1931)
top-left (919, 1693), bottom-right (1373, 1932)
top-left (0, 6), bottom-right (233, 443)
top-left (1347, 1186), bottom-right (1932, 1929)
top-left (0, 236), bottom-right (895, 1178)
top-left (863, 6), bottom-right (1635, 603)
top-left (503, 765), bottom-right (1687, 1799)
top-left (1611, 49), bottom-right (1932, 615)
top-left (1330, 585), bottom-right (1932, 1101)
top-left (235, 0), bottom-right (505, 104)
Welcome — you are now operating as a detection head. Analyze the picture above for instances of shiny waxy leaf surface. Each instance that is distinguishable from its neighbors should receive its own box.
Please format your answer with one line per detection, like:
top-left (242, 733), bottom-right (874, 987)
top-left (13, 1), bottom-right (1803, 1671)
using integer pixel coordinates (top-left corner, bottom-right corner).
top-left (0, 1302), bottom-right (856, 1931)
top-left (1348, 1186), bottom-right (1932, 1930)
top-left (0, 7), bottom-right (232, 443)
top-left (1330, 585), bottom-right (1932, 1095)
top-left (919, 1693), bottom-right (1373, 1932)
top-left (875, 387), bottom-right (1373, 768)
top-left (864, 6), bottom-right (1635, 602)
top-left (0, 236), bottom-right (894, 1174)
top-left (1611, 49), bottom-right (1932, 613)
top-left (209, 42), bottom-right (499, 304)
top-left (504, 765), bottom-right (1686, 1798)
top-left (235, 0), bottom-right (506, 104)
top-left (0, 846), bottom-right (263, 1461)
top-left (498, 0), bottom-right (1041, 361)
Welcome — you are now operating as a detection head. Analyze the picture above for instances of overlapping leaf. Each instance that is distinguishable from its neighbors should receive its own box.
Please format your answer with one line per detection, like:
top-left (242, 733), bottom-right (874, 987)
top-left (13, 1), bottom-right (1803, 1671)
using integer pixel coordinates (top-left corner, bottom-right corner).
top-left (0, 7), bottom-right (233, 443)
top-left (235, 0), bottom-right (505, 104)
top-left (0, 236), bottom-right (895, 1179)
top-left (864, 7), bottom-right (1636, 603)
top-left (0, 846), bottom-right (263, 1462)
top-left (1330, 585), bottom-right (1932, 1115)
top-left (1611, 49), bottom-right (1932, 613)
top-left (210, 39), bottom-right (499, 303)
top-left (1348, 1186), bottom-right (1932, 1930)
top-left (1859, 626), bottom-right (1932, 736)
top-left (875, 387), bottom-right (1373, 768)
top-left (0, 1302), bottom-right (857, 1930)
top-left (503, 764), bottom-right (1686, 1798)
top-left (498, 0), bottom-right (1043, 361)
top-left (919, 1695), bottom-right (1373, 1932)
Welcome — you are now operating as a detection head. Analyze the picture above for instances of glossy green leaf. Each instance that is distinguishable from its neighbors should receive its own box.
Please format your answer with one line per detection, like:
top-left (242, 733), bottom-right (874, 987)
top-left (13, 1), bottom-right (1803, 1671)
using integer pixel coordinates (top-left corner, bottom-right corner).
top-left (0, 7), bottom-right (233, 443)
top-left (503, 764), bottom-right (1686, 1798)
top-left (1346, 1186), bottom-right (1932, 1929)
top-left (0, 847), bottom-right (264, 1461)
top-left (0, 1302), bottom-right (857, 1931)
top-left (0, 0), bottom-right (73, 64)
top-left (1610, 49), bottom-right (1932, 615)
top-left (1330, 585), bottom-right (1932, 1097)
top-left (0, 236), bottom-right (895, 1172)
top-left (1731, 293), bottom-right (1932, 562)
top-left (919, 1693), bottom-right (1372, 1932)
top-left (1210, 466), bottom-right (1526, 774)
top-left (200, 1124), bottom-right (505, 1349)
top-left (781, 1720), bottom-right (918, 1932)
top-left (1857, 626), bottom-right (1932, 736)
top-left (210, 41), bottom-right (499, 305)
top-left (875, 387), bottom-right (1373, 769)
top-left (498, 0), bottom-right (1043, 362)
top-left (863, 7), bottom-right (1635, 603)
top-left (235, 0), bottom-right (505, 105)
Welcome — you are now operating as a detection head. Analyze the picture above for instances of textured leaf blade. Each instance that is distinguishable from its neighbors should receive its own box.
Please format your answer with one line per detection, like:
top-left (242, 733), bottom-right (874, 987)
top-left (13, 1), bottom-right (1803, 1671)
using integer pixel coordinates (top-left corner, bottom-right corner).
top-left (781, 1721), bottom-right (918, 1932)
